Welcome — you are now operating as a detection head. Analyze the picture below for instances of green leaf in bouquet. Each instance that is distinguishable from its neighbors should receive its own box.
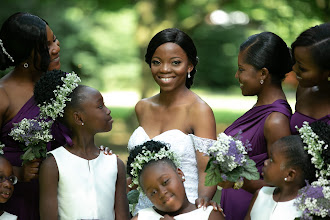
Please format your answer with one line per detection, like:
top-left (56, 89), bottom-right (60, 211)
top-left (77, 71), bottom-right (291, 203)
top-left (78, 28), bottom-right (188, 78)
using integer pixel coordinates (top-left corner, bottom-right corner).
top-left (21, 147), bottom-right (35, 163)
top-left (205, 162), bottom-right (223, 186)
top-left (226, 166), bottom-right (244, 182)
top-left (205, 157), bottom-right (215, 172)
top-left (127, 189), bottom-right (139, 204)
top-left (241, 159), bottom-right (260, 180)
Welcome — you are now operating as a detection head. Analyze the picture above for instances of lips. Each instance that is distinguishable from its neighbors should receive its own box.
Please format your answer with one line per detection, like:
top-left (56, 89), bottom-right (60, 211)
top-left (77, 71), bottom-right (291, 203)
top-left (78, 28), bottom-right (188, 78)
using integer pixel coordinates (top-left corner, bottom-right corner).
top-left (162, 194), bottom-right (174, 204)
top-left (0, 191), bottom-right (12, 199)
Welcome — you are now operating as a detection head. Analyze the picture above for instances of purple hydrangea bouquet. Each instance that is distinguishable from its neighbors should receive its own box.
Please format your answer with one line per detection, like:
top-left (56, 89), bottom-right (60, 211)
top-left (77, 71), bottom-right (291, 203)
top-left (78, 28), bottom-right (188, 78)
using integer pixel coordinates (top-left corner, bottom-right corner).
top-left (9, 118), bottom-right (53, 163)
top-left (205, 132), bottom-right (260, 186)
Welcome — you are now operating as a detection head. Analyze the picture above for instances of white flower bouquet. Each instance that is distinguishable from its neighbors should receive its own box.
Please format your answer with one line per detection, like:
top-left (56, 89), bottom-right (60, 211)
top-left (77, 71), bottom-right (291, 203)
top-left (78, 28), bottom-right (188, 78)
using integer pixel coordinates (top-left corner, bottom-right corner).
top-left (9, 118), bottom-right (53, 163)
top-left (0, 141), bottom-right (4, 154)
top-left (205, 132), bottom-right (260, 186)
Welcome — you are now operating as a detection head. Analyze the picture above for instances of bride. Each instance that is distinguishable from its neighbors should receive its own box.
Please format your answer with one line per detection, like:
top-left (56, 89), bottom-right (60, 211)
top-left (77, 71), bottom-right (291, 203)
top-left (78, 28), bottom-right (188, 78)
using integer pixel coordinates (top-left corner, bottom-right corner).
top-left (127, 28), bottom-right (217, 214)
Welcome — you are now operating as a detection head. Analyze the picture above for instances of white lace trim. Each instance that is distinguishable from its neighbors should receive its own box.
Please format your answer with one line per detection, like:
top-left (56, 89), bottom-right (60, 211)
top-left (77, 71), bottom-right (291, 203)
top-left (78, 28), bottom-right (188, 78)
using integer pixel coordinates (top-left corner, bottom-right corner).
top-left (188, 134), bottom-right (215, 154)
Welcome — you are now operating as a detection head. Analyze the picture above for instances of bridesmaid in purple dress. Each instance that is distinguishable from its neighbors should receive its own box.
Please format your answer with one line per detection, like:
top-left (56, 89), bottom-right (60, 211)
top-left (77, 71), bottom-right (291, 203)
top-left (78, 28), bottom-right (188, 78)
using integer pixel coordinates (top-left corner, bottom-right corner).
top-left (290, 23), bottom-right (330, 134)
top-left (0, 12), bottom-right (61, 219)
top-left (219, 32), bottom-right (293, 220)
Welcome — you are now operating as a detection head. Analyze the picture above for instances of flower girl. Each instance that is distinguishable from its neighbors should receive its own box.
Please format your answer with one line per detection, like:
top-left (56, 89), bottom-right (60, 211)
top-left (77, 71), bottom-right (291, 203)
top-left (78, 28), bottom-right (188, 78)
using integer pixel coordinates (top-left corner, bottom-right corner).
top-left (127, 140), bottom-right (224, 220)
top-left (35, 70), bottom-right (130, 220)
top-left (245, 121), bottom-right (330, 220)
top-left (0, 156), bottom-right (18, 219)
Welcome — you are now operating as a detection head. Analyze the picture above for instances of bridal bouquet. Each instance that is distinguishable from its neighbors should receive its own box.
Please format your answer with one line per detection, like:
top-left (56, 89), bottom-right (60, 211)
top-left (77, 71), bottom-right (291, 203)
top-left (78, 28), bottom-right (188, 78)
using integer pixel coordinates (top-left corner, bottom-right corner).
top-left (0, 142), bottom-right (4, 154)
top-left (9, 118), bottom-right (53, 163)
top-left (205, 132), bottom-right (260, 186)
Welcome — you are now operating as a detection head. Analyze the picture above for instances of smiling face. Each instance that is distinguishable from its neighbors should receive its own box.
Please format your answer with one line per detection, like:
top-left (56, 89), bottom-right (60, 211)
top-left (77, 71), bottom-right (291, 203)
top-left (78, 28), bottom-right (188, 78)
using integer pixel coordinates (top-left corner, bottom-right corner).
top-left (46, 25), bottom-right (61, 71)
top-left (292, 46), bottom-right (328, 88)
top-left (0, 157), bottom-right (15, 203)
top-left (150, 43), bottom-right (193, 92)
top-left (140, 161), bottom-right (188, 213)
top-left (78, 87), bottom-right (113, 133)
top-left (262, 142), bottom-right (289, 186)
top-left (235, 50), bottom-right (262, 96)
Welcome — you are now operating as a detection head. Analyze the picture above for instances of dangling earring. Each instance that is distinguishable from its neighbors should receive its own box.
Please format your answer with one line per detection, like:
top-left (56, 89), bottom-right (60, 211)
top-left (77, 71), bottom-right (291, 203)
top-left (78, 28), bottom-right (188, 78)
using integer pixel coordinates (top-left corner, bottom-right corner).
top-left (260, 79), bottom-right (264, 85)
top-left (23, 63), bottom-right (28, 68)
top-left (182, 176), bottom-right (185, 181)
top-left (187, 72), bottom-right (191, 79)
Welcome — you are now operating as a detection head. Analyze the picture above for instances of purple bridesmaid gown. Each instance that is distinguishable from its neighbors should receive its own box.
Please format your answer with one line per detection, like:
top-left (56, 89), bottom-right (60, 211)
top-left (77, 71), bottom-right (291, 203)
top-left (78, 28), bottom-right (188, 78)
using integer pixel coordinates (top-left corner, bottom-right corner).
top-left (220, 99), bottom-right (292, 220)
top-left (0, 97), bottom-right (70, 220)
top-left (290, 111), bottom-right (330, 135)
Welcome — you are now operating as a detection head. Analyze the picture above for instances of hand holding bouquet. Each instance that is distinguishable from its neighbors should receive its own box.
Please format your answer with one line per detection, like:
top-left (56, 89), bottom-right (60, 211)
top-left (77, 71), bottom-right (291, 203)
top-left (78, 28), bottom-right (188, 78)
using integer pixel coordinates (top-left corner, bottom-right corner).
top-left (9, 118), bottom-right (53, 163)
top-left (205, 132), bottom-right (260, 187)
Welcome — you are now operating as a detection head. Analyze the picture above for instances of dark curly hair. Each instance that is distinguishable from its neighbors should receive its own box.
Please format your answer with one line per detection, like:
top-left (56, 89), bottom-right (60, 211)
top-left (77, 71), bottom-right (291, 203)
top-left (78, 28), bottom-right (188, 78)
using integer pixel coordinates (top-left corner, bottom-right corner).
top-left (240, 32), bottom-right (293, 84)
top-left (34, 69), bottom-right (85, 122)
top-left (0, 12), bottom-right (50, 71)
top-left (145, 28), bottom-right (198, 89)
top-left (291, 23), bottom-right (330, 71)
top-left (127, 140), bottom-right (177, 187)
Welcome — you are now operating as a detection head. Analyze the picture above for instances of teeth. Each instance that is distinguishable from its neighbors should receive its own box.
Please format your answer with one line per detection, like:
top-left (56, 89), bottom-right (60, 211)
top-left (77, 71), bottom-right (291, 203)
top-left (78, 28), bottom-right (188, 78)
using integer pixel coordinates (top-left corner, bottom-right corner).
top-left (160, 78), bottom-right (172, 82)
top-left (296, 76), bottom-right (302, 80)
top-left (240, 83), bottom-right (243, 87)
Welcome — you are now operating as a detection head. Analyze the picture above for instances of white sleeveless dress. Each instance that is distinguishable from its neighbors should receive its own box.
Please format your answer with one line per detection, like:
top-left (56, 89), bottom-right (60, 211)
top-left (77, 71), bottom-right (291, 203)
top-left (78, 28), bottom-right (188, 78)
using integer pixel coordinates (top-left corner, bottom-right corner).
top-left (137, 206), bottom-right (214, 220)
top-left (127, 127), bottom-right (214, 214)
top-left (50, 147), bottom-right (117, 220)
top-left (250, 186), bottom-right (302, 220)
top-left (0, 211), bottom-right (17, 220)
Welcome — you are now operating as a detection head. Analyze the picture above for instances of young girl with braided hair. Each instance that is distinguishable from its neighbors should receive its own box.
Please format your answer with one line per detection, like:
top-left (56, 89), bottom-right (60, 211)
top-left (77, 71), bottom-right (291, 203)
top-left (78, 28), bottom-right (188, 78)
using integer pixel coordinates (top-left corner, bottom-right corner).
top-left (127, 140), bottom-right (224, 220)
top-left (35, 70), bottom-right (130, 220)
top-left (245, 121), bottom-right (330, 220)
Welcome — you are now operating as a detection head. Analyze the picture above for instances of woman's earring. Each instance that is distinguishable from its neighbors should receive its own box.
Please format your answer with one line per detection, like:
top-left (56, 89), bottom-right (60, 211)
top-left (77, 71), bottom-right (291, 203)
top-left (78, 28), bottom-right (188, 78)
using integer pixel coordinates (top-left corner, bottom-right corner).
top-left (284, 177), bottom-right (287, 181)
top-left (81, 122), bottom-right (84, 126)
top-left (187, 72), bottom-right (191, 79)
top-left (23, 63), bottom-right (28, 68)
top-left (182, 176), bottom-right (185, 181)
top-left (260, 79), bottom-right (264, 85)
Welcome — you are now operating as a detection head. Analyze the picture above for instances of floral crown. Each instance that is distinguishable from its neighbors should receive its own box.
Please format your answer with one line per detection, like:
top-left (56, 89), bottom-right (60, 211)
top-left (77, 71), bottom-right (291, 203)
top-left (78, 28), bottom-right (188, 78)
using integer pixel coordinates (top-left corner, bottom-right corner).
top-left (38, 72), bottom-right (81, 120)
top-left (296, 121), bottom-right (329, 179)
top-left (129, 144), bottom-right (180, 191)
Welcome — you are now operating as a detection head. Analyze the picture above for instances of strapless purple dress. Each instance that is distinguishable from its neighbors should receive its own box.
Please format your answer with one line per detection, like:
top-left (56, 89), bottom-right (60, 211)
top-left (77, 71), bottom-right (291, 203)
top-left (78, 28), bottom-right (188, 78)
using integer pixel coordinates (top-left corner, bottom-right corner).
top-left (220, 99), bottom-right (292, 220)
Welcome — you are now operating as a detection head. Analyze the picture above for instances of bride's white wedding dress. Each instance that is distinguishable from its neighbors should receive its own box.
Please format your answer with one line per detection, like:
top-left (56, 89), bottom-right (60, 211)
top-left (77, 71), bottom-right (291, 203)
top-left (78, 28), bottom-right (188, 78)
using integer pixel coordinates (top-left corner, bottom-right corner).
top-left (127, 126), bottom-right (214, 214)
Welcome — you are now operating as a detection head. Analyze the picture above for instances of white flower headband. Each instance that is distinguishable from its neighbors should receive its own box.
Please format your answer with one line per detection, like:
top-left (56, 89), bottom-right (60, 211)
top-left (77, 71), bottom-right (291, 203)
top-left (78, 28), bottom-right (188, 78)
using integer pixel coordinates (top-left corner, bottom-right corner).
top-left (296, 121), bottom-right (329, 179)
top-left (38, 72), bottom-right (81, 120)
top-left (129, 145), bottom-right (180, 191)
top-left (0, 39), bottom-right (14, 63)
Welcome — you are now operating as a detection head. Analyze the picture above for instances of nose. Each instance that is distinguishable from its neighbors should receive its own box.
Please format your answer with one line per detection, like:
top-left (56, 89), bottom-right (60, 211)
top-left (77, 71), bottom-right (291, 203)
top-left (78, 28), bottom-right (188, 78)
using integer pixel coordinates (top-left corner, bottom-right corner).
top-left (160, 63), bottom-right (171, 73)
top-left (2, 179), bottom-right (12, 188)
top-left (106, 107), bottom-right (111, 115)
top-left (158, 186), bottom-right (167, 199)
top-left (235, 71), bottom-right (239, 79)
top-left (51, 40), bottom-right (60, 54)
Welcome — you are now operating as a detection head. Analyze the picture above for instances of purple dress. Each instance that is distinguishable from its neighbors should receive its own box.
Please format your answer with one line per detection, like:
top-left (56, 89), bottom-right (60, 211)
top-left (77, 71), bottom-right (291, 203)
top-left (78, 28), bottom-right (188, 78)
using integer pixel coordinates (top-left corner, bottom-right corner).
top-left (220, 99), bottom-right (292, 220)
top-left (0, 97), bottom-right (70, 220)
top-left (290, 111), bottom-right (330, 135)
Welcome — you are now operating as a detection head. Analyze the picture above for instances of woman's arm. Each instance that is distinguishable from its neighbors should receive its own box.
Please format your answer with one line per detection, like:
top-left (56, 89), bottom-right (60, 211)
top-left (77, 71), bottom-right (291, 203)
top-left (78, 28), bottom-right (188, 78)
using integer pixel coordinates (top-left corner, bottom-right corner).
top-left (190, 100), bottom-right (217, 204)
top-left (39, 155), bottom-right (59, 220)
top-left (115, 158), bottom-right (130, 220)
top-left (264, 112), bottom-right (291, 156)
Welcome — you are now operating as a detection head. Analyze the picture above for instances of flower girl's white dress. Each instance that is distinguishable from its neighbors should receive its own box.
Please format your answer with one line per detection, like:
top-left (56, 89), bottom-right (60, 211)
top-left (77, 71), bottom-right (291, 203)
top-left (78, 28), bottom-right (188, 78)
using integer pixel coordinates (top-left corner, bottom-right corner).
top-left (137, 206), bottom-right (214, 220)
top-left (50, 147), bottom-right (117, 220)
top-left (250, 186), bottom-right (302, 220)
top-left (128, 127), bottom-right (214, 214)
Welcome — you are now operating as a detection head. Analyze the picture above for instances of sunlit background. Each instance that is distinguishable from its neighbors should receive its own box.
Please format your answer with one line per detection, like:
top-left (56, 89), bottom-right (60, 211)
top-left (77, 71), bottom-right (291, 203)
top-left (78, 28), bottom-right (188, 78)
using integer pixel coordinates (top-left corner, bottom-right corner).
top-left (1, 0), bottom-right (329, 161)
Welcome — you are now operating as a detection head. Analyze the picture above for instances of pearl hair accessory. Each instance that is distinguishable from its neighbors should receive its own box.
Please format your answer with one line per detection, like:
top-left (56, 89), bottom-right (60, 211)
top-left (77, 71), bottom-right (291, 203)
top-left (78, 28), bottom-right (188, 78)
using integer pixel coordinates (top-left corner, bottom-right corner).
top-left (0, 39), bottom-right (14, 63)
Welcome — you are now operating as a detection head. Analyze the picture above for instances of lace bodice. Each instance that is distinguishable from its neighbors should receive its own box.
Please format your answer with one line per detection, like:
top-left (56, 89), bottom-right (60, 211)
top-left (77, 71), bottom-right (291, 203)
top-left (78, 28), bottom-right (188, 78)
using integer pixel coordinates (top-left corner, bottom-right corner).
top-left (127, 127), bottom-right (214, 214)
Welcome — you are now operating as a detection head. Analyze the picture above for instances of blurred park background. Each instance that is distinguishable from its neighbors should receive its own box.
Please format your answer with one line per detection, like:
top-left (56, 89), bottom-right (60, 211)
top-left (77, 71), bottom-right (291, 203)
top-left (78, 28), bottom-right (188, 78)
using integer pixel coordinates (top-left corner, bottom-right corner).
top-left (1, 0), bottom-right (329, 162)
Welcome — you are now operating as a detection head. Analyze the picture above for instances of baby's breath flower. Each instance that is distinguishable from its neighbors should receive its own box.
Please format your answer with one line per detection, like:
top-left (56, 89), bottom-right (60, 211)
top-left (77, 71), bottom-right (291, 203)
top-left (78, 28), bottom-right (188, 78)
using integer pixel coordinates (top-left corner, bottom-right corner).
top-left (0, 142), bottom-right (4, 154)
top-left (38, 72), bottom-right (81, 120)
